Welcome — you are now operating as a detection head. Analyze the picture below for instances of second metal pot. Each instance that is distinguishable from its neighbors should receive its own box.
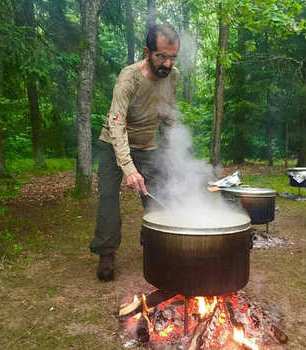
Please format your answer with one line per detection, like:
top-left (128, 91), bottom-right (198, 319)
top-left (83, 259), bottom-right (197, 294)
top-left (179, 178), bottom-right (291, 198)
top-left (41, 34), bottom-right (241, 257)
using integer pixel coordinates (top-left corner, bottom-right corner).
top-left (221, 187), bottom-right (276, 225)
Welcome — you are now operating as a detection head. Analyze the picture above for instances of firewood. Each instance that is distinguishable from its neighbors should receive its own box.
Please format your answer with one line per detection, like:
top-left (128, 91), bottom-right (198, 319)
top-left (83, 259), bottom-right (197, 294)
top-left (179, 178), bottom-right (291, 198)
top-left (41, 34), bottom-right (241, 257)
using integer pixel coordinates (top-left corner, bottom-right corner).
top-left (269, 324), bottom-right (288, 344)
top-left (188, 319), bottom-right (208, 350)
top-left (119, 290), bottom-right (176, 319)
top-left (188, 304), bottom-right (219, 350)
top-left (119, 295), bottom-right (142, 318)
top-left (136, 315), bottom-right (150, 343)
top-left (225, 301), bottom-right (244, 328)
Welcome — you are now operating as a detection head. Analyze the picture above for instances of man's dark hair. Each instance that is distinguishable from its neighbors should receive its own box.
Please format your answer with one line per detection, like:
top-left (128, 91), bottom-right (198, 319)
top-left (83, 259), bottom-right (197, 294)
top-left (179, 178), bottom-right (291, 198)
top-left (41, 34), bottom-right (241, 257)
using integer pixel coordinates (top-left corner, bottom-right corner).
top-left (146, 24), bottom-right (180, 52)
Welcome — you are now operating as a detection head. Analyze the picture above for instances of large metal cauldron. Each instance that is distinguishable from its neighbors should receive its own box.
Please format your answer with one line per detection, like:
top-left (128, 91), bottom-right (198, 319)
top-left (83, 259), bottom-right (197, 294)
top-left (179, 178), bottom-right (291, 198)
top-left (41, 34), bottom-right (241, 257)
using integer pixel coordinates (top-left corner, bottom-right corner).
top-left (287, 167), bottom-right (306, 188)
top-left (221, 187), bottom-right (276, 225)
top-left (142, 210), bottom-right (251, 297)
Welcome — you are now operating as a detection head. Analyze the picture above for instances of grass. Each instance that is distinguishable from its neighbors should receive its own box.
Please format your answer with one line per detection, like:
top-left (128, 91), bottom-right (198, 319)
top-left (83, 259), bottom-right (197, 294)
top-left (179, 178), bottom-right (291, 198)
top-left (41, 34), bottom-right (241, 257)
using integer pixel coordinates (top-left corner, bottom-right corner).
top-left (243, 174), bottom-right (295, 194)
top-left (6, 158), bottom-right (75, 176)
top-left (0, 158), bottom-right (75, 202)
top-left (0, 164), bottom-right (306, 349)
top-left (0, 158), bottom-right (76, 264)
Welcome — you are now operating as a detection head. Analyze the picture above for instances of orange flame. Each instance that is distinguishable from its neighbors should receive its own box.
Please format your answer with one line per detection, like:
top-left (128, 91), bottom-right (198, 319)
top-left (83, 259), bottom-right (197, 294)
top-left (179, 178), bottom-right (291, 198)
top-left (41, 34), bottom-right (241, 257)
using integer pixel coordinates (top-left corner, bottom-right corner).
top-left (195, 296), bottom-right (218, 318)
top-left (233, 327), bottom-right (259, 350)
top-left (142, 294), bottom-right (150, 313)
top-left (159, 324), bottom-right (174, 337)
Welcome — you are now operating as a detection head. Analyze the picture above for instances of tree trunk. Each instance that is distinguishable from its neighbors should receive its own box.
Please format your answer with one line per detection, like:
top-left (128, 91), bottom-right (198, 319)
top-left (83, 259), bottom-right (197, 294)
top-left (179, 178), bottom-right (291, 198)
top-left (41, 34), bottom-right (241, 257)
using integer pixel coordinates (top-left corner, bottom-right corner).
top-left (0, 126), bottom-right (7, 177)
top-left (182, 1), bottom-right (192, 103)
top-left (24, 1), bottom-right (45, 168)
top-left (297, 112), bottom-right (306, 166)
top-left (26, 78), bottom-right (45, 167)
top-left (266, 122), bottom-right (273, 166)
top-left (15, 0), bottom-right (45, 168)
top-left (266, 91), bottom-right (274, 167)
top-left (52, 108), bottom-right (66, 157)
top-left (284, 122), bottom-right (289, 168)
top-left (211, 12), bottom-right (229, 167)
top-left (297, 62), bottom-right (306, 166)
top-left (75, 0), bottom-right (101, 196)
top-left (125, 0), bottom-right (135, 65)
top-left (147, 0), bottom-right (156, 31)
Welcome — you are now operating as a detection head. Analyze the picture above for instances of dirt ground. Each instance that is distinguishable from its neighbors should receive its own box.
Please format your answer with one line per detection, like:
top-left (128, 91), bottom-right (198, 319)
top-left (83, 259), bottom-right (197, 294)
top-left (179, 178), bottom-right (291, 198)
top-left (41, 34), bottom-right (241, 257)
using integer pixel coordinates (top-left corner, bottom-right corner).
top-left (0, 171), bottom-right (305, 349)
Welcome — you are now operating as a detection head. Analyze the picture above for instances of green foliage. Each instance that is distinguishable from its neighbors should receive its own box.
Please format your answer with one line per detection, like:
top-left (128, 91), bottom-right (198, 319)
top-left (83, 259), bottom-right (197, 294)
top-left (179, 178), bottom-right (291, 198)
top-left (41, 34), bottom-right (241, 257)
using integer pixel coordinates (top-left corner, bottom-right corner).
top-left (178, 102), bottom-right (212, 159)
top-left (0, 179), bottom-right (21, 202)
top-left (0, 229), bottom-right (23, 261)
top-left (1, 0), bottom-right (306, 169)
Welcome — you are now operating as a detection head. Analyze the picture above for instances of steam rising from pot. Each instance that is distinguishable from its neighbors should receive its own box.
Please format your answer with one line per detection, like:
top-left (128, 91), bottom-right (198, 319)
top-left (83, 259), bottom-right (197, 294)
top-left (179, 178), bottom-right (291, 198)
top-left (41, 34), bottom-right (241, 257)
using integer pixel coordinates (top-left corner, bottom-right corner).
top-left (150, 122), bottom-right (248, 227)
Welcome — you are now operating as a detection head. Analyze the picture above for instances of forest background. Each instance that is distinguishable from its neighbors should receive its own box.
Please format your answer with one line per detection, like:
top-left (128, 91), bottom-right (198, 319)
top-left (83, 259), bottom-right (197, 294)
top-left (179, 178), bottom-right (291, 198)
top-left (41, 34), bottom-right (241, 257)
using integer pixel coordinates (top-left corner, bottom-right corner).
top-left (1, 0), bottom-right (306, 195)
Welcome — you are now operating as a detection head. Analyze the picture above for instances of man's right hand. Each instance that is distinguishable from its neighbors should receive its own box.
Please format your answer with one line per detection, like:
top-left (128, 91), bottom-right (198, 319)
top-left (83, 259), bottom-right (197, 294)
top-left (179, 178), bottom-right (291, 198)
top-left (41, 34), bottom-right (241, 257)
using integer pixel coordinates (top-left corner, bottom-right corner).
top-left (126, 171), bottom-right (148, 194)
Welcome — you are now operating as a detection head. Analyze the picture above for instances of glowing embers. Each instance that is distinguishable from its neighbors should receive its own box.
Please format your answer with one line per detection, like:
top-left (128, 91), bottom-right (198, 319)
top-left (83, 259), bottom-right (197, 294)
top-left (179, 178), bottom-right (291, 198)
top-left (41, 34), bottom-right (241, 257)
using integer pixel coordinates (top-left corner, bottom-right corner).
top-left (233, 327), bottom-right (259, 350)
top-left (120, 291), bottom-right (288, 350)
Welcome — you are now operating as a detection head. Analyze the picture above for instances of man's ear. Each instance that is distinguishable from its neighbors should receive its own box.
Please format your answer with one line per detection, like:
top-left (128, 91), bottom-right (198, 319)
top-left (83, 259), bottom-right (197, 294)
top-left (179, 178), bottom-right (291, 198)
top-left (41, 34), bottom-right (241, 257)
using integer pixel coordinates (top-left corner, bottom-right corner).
top-left (144, 47), bottom-right (149, 58)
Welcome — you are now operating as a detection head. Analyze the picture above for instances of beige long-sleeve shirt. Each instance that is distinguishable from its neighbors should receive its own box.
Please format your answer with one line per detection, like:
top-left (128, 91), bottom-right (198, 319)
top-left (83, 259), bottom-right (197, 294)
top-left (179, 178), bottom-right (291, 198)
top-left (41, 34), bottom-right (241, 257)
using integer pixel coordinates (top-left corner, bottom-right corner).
top-left (99, 62), bottom-right (179, 176)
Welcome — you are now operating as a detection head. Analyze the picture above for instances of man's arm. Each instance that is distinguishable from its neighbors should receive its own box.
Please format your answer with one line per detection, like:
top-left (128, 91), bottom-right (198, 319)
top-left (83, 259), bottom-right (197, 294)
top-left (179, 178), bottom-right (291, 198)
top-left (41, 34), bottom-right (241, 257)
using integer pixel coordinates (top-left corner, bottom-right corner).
top-left (107, 69), bottom-right (147, 194)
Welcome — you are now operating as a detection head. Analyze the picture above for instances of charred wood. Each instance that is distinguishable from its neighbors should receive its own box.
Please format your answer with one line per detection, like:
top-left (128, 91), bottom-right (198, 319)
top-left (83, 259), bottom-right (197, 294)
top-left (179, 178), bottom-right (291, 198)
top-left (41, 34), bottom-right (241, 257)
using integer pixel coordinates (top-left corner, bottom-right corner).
top-left (188, 304), bottom-right (219, 350)
top-left (225, 301), bottom-right (244, 328)
top-left (136, 315), bottom-right (150, 343)
top-left (269, 324), bottom-right (288, 344)
top-left (119, 290), bottom-right (176, 319)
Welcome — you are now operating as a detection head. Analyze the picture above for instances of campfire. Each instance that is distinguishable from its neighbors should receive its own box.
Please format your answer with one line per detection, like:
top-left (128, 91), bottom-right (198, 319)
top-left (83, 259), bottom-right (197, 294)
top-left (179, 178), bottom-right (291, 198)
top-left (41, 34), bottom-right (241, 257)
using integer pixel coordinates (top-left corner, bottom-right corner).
top-left (119, 290), bottom-right (288, 349)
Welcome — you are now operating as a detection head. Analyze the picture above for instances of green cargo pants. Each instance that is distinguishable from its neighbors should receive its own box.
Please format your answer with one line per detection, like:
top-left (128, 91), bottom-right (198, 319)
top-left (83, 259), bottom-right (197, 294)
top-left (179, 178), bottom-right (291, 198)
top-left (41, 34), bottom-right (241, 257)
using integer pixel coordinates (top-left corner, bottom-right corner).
top-left (89, 141), bottom-right (158, 256)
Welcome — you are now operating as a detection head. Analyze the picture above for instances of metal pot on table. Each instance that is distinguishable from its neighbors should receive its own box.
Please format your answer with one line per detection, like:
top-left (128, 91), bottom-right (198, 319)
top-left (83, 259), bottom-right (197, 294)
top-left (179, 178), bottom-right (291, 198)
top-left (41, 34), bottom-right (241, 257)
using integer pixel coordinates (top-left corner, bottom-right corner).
top-left (287, 167), bottom-right (306, 188)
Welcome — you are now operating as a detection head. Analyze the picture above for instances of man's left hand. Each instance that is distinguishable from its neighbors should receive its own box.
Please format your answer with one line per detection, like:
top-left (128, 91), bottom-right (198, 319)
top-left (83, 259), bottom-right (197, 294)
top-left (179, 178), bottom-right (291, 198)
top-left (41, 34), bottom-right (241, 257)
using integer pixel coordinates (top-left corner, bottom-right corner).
top-left (126, 171), bottom-right (148, 194)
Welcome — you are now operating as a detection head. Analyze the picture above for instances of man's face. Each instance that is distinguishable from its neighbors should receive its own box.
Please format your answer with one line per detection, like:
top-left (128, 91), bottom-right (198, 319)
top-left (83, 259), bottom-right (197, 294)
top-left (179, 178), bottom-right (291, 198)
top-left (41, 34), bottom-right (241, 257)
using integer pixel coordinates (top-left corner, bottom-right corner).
top-left (148, 35), bottom-right (179, 78)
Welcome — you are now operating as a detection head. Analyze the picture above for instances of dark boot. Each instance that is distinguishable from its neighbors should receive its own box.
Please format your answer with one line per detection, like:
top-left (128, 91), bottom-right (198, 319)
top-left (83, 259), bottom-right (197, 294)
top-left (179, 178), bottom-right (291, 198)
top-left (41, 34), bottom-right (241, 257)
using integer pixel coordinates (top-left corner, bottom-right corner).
top-left (96, 253), bottom-right (115, 282)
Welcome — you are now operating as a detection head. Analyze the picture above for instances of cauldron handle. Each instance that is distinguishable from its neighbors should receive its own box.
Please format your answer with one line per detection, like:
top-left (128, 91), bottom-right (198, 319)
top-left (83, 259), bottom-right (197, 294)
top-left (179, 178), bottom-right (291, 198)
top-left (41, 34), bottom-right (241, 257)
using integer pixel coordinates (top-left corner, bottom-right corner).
top-left (249, 231), bottom-right (254, 250)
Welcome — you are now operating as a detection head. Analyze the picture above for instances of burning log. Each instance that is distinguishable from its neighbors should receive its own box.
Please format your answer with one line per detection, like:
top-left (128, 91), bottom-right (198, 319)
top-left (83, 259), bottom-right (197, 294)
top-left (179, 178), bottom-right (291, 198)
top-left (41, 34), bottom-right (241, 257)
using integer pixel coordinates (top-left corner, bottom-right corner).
top-left (136, 314), bottom-right (150, 343)
top-left (119, 290), bottom-right (176, 319)
top-left (188, 302), bottom-right (220, 350)
top-left (244, 296), bottom-right (288, 345)
top-left (225, 300), bottom-right (244, 328)
top-left (188, 318), bottom-right (209, 350)
top-left (120, 290), bottom-right (288, 350)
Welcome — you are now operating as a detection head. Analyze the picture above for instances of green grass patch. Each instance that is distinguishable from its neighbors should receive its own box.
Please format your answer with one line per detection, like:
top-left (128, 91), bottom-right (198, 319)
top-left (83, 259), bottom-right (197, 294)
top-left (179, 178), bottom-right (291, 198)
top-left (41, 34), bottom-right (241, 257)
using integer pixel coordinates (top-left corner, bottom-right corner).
top-left (7, 158), bottom-right (75, 176)
top-left (0, 178), bottom-right (21, 202)
top-left (243, 174), bottom-right (301, 194)
top-left (0, 229), bottom-right (23, 262)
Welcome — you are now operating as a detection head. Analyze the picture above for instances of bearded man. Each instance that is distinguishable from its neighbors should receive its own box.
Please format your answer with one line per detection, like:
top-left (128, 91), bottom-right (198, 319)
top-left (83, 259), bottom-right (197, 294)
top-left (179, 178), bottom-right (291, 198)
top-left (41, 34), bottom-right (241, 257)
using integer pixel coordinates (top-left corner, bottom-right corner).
top-left (90, 23), bottom-right (180, 281)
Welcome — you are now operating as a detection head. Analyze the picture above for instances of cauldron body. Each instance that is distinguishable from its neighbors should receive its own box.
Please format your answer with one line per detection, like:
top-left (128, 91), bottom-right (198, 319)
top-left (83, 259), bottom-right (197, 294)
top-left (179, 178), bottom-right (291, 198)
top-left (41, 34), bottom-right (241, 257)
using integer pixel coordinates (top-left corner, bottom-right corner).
top-left (142, 211), bottom-right (251, 297)
top-left (221, 187), bottom-right (276, 225)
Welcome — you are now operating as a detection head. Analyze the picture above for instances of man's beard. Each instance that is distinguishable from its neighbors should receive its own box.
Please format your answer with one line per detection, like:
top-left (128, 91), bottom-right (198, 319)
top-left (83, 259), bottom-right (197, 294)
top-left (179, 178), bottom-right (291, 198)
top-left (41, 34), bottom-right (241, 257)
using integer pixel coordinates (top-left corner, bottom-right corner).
top-left (148, 57), bottom-right (171, 78)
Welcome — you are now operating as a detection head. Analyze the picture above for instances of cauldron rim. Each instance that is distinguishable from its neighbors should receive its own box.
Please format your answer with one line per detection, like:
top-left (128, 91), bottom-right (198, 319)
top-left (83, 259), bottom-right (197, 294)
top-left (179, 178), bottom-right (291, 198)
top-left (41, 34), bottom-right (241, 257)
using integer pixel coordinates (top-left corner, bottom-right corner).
top-left (221, 186), bottom-right (276, 197)
top-left (143, 210), bottom-right (250, 235)
top-left (287, 167), bottom-right (306, 172)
